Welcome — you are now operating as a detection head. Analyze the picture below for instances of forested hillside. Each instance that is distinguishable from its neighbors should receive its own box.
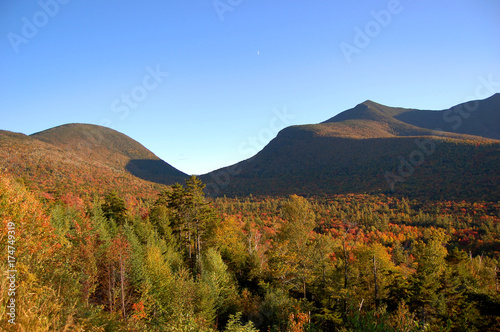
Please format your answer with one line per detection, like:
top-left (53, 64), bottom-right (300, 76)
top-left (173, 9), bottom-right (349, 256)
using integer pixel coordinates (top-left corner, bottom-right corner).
top-left (0, 125), bottom-right (186, 203)
top-left (1, 96), bottom-right (499, 331)
top-left (31, 124), bottom-right (188, 185)
top-left (203, 95), bottom-right (500, 199)
top-left (204, 134), bottom-right (500, 200)
top-left (1, 173), bottom-right (499, 331)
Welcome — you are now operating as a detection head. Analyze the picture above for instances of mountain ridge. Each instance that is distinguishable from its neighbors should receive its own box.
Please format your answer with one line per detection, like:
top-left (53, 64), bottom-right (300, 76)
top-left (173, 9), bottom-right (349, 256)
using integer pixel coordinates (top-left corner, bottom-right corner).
top-left (316, 94), bottom-right (500, 140)
top-left (30, 123), bottom-right (188, 185)
top-left (1, 93), bottom-right (498, 200)
top-left (0, 124), bottom-right (188, 199)
top-left (202, 94), bottom-right (500, 199)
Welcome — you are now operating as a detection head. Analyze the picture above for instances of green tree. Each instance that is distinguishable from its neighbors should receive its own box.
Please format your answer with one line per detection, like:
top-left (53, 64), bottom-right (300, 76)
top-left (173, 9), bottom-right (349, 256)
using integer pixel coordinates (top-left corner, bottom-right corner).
top-left (149, 191), bottom-right (174, 240)
top-left (409, 236), bottom-right (448, 326)
top-left (199, 248), bottom-right (238, 325)
top-left (352, 243), bottom-right (396, 310)
top-left (186, 175), bottom-right (217, 273)
top-left (270, 195), bottom-right (316, 298)
top-left (224, 312), bottom-right (259, 332)
top-left (101, 191), bottom-right (127, 226)
top-left (157, 176), bottom-right (216, 276)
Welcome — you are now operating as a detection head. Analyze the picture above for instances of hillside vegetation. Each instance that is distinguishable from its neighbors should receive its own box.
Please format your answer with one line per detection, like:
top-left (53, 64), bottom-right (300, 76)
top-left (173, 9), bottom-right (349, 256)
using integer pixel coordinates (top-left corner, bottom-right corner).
top-left (31, 123), bottom-right (188, 185)
top-left (0, 95), bottom-right (499, 330)
top-left (203, 94), bottom-right (500, 199)
top-left (0, 124), bottom-right (188, 202)
top-left (1, 174), bottom-right (499, 331)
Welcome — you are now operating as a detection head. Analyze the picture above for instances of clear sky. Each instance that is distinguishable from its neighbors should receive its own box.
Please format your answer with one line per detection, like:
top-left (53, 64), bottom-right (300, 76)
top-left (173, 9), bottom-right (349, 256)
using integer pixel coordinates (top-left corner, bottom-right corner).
top-left (1, 0), bottom-right (499, 175)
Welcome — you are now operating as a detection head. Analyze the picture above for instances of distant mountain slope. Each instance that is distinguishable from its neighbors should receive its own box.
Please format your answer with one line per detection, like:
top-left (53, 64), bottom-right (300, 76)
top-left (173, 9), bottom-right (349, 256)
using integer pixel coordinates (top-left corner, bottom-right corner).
top-left (31, 123), bottom-right (159, 161)
top-left (31, 123), bottom-right (188, 185)
top-left (321, 93), bottom-right (499, 139)
top-left (394, 94), bottom-right (500, 139)
top-left (318, 93), bottom-right (499, 139)
top-left (202, 94), bottom-right (500, 200)
top-left (0, 124), bottom-right (188, 199)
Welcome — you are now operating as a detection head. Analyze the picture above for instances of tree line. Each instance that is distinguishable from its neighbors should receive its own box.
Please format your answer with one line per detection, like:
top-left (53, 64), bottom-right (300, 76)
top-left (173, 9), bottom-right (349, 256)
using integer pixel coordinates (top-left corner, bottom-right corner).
top-left (1, 173), bottom-right (499, 331)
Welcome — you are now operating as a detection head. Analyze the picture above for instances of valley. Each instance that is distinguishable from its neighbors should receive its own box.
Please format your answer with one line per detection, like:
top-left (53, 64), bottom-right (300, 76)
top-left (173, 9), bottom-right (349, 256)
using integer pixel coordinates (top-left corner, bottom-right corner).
top-left (0, 94), bottom-right (499, 331)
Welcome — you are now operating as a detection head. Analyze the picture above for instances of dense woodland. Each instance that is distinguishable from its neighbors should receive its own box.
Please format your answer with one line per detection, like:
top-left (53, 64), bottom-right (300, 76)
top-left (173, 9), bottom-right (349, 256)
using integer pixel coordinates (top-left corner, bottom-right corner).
top-left (1, 172), bottom-right (499, 331)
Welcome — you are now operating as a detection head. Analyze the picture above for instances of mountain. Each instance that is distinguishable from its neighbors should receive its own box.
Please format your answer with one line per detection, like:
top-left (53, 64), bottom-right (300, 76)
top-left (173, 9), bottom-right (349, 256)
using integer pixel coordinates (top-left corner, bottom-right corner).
top-left (0, 124), bottom-right (188, 199)
top-left (3, 94), bottom-right (498, 201)
top-left (202, 94), bottom-right (500, 200)
top-left (31, 123), bottom-right (188, 185)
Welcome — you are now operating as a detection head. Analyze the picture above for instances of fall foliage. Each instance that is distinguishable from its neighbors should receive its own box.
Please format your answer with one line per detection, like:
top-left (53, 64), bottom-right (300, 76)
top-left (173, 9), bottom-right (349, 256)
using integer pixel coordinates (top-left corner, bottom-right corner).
top-left (1, 172), bottom-right (499, 331)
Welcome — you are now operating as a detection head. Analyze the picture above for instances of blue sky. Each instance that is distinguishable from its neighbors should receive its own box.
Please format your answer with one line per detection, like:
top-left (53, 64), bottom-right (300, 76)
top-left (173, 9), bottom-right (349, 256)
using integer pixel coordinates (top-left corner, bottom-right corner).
top-left (1, 0), bottom-right (499, 174)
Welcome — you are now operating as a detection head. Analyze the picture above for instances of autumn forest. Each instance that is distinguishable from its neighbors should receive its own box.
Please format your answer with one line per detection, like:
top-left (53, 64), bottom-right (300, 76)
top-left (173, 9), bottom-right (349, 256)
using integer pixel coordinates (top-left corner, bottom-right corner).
top-left (1, 95), bottom-right (500, 331)
top-left (1, 172), bottom-right (499, 331)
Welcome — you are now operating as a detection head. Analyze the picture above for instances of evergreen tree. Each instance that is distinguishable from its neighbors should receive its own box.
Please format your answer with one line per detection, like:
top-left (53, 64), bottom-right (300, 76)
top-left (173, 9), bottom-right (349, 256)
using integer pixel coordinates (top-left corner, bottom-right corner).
top-left (154, 176), bottom-right (217, 276)
top-left (409, 237), bottom-right (448, 327)
top-left (101, 191), bottom-right (127, 226)
top-left (224, 312), bottom-right (259, 332)
top-left (199, 248), bottom-right (238, 325)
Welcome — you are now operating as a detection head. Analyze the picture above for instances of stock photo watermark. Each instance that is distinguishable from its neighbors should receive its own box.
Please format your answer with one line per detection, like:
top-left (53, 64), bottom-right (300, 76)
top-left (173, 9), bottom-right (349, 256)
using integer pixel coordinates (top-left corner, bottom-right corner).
top-left (5, 221), bottom-right (17, 325)
top-left (206, 107), bottom-right (295, 196)
top-left (213, 0), bottom-right (243, 21)
top-left (442, 75), bottom-right (500, 130)
top-left (7, 0), bottom-right (72, 54)
top-left (108, 65), bottom-right (168, 123)
top-left (384, 74), bottom-right (500, 191)
top-left (75, 64), bottom-right (167, 152)
top-left (340, 0), bottom-right (405, 63)
top-left (237, 107), bottom-right (296, 156)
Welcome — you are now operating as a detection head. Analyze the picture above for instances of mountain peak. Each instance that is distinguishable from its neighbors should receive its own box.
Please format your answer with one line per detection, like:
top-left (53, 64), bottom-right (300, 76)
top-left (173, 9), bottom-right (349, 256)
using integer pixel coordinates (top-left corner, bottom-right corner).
top-left (31, 123), bottom-right (188, 184)
top-left (32, 123), bottom-right (156, 160)
top-left (322, 100), bottom-right (392, 124)
top-left (361, 99), bottom-right (378, 106)
top-left (202, 95), bottom-right (500, 198)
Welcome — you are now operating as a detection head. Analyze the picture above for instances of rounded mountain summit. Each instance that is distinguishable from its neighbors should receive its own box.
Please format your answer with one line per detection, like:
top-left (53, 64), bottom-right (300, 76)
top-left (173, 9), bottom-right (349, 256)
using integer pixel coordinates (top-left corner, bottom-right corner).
top-left (31, 123), bottom-right (188, 185)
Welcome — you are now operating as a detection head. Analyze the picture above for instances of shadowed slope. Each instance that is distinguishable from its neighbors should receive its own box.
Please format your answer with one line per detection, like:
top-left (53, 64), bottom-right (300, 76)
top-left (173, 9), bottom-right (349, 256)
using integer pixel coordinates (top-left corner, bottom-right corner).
top-left (0, 124), bottom-right (190, 199)
top-left (394, 93), bottom-right (500, 139)
top-left (0, 129), bottom-right (163, 199)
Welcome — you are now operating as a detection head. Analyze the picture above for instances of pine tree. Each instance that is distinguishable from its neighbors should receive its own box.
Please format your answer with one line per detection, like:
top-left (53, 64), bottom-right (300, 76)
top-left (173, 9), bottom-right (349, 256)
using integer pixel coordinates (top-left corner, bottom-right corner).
top-left (101, 191), bottom-right (127, 226)
top-left (199, 248), bottom-right (238, 325)
top-left (409, 237), bottom-right (448, 326)
top-left (157, 176), bottom-right (216, 276)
